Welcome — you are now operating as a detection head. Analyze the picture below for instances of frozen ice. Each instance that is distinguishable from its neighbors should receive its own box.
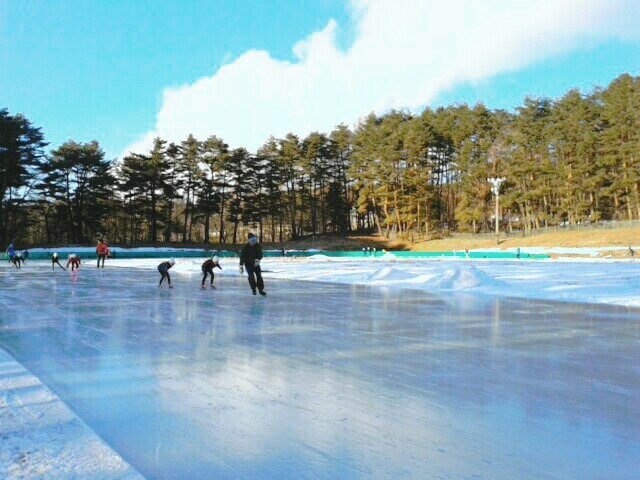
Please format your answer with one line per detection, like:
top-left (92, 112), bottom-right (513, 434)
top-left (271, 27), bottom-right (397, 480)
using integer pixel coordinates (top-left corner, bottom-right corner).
top-left (1, 259), bottom-right (640, 479)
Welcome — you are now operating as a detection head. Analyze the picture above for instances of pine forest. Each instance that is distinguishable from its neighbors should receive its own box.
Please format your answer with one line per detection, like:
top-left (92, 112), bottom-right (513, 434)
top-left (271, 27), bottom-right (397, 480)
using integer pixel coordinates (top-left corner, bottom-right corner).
top-left (2, 73), bottom-right (640, 246)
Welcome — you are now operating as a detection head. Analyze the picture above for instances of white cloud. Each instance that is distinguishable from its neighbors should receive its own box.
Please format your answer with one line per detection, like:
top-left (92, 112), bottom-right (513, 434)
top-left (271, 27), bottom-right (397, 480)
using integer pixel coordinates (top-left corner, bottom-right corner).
top-left (121, 0), bottom-right (640, 158)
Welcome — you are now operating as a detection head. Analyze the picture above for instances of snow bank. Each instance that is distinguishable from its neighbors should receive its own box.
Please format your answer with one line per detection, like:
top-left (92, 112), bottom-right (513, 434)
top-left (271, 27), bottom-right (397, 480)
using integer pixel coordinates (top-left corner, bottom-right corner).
top-left (306, 254), bottom-right (333, 261)
top-left (428, 265), bottom-right (504, 290)
top-left (367, 266), bottom-right (416, 282)
top-left (0, 350), bottom-right (142, 479)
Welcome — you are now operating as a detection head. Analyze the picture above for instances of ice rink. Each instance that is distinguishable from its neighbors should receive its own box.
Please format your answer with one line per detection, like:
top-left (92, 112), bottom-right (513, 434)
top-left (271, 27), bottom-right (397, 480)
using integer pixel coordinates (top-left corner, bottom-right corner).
top-left (1, 261), bottom-right (640, 479)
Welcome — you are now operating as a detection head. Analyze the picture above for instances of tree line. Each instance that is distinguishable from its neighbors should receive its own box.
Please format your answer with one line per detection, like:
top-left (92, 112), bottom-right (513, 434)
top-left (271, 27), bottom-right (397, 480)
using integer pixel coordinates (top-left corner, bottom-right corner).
top-left (2, 72), bottom-right (640, 247)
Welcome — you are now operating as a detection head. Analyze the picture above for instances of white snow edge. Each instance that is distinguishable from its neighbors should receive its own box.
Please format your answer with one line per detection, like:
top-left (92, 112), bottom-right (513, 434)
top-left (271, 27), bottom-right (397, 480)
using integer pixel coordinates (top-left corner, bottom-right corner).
top-left (0, 348), bottom-right (143, 479)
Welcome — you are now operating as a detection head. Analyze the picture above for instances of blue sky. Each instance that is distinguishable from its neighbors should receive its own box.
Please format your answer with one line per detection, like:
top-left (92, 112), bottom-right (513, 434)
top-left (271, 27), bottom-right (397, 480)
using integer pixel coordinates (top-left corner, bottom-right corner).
top-left (2, 0), bottom-right (640, 160)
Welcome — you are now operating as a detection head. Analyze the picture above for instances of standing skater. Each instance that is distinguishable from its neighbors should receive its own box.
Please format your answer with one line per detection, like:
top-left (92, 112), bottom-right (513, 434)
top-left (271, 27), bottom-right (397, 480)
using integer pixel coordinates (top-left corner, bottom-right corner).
top-left (201, 255), bottom-right (222, 289)
top-left (5, 240), bottom-right (16, 264)
top-left (158, 258), bottom-right (175, 288)
top-left (239, 233), bottom-right (266, 296)
top-left (67, 253), bottom-right (81, 271)
top-left (96, 239), bottom-right (110, 268)
top-left (51, 252), bottom-right (66, 271)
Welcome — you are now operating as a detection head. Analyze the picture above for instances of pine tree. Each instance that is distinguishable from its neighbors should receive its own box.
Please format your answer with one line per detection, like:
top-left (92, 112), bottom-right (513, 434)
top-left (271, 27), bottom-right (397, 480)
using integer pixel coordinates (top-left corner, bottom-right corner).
top-left (38, 140), bottom-right (113, 243)
top-left (0, 108), bottom-right (48, 244)
top-left (201, 135), bottom-right (229, 244)
top-left (119, 138), bottom-right (171, 243)
top-left (178, 134), bottom-right (203, 243)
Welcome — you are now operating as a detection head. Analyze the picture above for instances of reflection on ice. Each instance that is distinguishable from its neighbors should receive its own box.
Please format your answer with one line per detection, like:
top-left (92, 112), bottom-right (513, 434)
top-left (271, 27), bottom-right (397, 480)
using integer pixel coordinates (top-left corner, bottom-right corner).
top-left (1, 263), bottom-right (639, 479)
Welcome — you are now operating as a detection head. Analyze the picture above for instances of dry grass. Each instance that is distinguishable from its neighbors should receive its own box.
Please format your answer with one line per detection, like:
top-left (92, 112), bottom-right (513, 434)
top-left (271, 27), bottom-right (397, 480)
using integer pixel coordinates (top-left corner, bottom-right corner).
top-left (275, 226), bottom-right (640, 258)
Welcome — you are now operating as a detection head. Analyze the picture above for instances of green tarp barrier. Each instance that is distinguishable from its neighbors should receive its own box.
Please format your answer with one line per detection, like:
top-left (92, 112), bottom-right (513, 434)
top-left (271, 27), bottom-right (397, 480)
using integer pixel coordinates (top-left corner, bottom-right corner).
top-left (8, 249), bottom-right (549, 260)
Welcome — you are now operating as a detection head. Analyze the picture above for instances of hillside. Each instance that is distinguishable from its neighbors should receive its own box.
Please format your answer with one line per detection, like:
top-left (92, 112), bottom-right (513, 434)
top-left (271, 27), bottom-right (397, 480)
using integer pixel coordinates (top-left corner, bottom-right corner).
top-left (278, 226), bottom-right (640, 258)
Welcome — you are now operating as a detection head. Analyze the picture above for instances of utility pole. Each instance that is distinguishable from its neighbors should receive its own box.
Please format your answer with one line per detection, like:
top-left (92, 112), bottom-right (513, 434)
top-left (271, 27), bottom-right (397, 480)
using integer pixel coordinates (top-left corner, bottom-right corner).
top-left (488, 177), bottom-right (505, 245)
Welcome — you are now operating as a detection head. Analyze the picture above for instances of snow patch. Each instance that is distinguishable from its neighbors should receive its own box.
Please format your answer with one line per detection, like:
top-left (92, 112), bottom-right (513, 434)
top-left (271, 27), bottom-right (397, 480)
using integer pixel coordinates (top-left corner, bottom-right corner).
top-left (429, 265), bottom-right (502, 290)
top-left (367, 266), bottom-right (416, 282)
top-left (306, 254), bottom-right (332, 261)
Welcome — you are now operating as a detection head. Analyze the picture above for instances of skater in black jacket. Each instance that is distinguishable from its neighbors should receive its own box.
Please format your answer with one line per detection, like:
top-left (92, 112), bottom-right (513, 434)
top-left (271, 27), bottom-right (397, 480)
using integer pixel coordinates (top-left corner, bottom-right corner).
top-left (239, 233), bottom-right (266, 296)
top-left (201, 255), bottom-right (222, 289)
top-left (51, 252), bottom-right (66, 271)
top-left (158, 258), bottom-right (175, 288)
top-left (10, 252), bottom-right (23, 269)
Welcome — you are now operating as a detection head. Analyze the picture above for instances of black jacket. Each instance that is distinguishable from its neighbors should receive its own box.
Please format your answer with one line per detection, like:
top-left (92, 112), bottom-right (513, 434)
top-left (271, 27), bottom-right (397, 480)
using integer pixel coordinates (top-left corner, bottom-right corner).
top-left (202, 259), bottom-right (222, 272)
top-left (158, 261), bottom-right (173, 273)
top-left (240, 243), bottom-right (263, 267)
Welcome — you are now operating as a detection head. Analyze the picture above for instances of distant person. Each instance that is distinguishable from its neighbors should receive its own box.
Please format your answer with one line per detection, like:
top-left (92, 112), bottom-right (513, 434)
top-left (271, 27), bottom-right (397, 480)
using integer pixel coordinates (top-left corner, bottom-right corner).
top-left (22, 249), bottom-right (29, 261)
top-left (516, 246), bottom-right (521, 259)
top-left (201, 255), bottom-right (222, 289)
top-left (96, 239), bottom-right (110, 268)
top-left (239, 233), bottom-right (266, 296)
top-left (12, 252), bottom-right (24, 269)
top-left (158, 258), bottom-right (175, 288)
top-left (51, 252), bottom-right (66, 271)
top-left (10, 251), bottom-right (23, 269)
top-left (629, 246), bottom-right (635, 259)
top-left (66, 253), bottom-right (81, 271)
top-left (5, 240), bottom-right (15, 263)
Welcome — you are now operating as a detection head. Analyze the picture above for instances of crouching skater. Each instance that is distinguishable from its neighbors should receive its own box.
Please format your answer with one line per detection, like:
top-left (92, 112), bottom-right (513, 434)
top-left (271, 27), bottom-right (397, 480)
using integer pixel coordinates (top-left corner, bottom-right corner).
top-left (51, 252), bottom-right (66, 271)
top-left (158, 258), bottom-right (176, 288)
top-left (67, 253), bottom-right (81, 271)
top-left (201, 255), bottom-right (222, 289)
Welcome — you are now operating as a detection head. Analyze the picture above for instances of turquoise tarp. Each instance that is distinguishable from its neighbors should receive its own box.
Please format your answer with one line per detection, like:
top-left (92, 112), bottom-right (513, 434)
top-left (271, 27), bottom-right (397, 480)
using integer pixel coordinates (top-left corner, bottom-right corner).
top-left (9, 249), bottom-right (549, 260)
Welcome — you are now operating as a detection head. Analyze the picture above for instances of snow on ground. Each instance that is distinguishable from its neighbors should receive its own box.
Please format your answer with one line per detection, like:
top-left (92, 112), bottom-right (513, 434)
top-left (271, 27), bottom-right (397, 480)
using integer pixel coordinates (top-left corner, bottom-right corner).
top-left (2, 245), bottom-right (640, 477)
top-left (109, 245), bottom-right (640, 307)
top-left (0, 348), bottom-right (142, 479)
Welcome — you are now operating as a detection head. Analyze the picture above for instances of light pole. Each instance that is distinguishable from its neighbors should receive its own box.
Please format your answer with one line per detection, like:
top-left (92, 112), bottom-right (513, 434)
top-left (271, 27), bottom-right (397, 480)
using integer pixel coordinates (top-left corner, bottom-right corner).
top-left (488, 177), bottom-right (505, 245)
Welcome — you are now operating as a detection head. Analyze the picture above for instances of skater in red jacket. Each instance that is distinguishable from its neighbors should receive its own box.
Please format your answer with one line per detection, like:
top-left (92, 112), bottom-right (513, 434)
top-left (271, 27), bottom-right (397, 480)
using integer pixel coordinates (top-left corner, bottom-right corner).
top-left (66, 253), bottom-right (81, 271)
top-left (96, 239), bottom-right (110, 268)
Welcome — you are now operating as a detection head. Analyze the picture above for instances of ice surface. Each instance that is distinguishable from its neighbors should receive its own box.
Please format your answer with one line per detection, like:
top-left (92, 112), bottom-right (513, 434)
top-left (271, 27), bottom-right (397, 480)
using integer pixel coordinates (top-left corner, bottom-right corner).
top-left (1, 260), bottom-right (640, 479)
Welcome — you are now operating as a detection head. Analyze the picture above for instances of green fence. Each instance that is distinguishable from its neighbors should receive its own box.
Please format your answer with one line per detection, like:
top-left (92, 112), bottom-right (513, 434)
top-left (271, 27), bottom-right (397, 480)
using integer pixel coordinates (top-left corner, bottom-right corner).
top-left (6, 249), bottom-right (549, 260)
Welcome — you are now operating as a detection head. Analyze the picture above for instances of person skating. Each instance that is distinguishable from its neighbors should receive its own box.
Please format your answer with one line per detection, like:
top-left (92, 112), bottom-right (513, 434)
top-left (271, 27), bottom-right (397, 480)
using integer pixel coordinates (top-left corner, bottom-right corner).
top-left (239, 233), bottom-right (266, 296)
top-left (96, 239), bottom-right (110, 268)
top-left (51, 252), bottom-right (66, 271)
top-left (67, 253), bottom-right (81, 271)
top-left (158, 258), bottom-right (175, 288)
top-left (14, 250), bottom-right (27, 267)
top-left (10, 252), bottom-right (23, 269)
top-left (5, 240), bottom-right (16, 264)
top-left (201, 255), bottom-right (222, 289)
